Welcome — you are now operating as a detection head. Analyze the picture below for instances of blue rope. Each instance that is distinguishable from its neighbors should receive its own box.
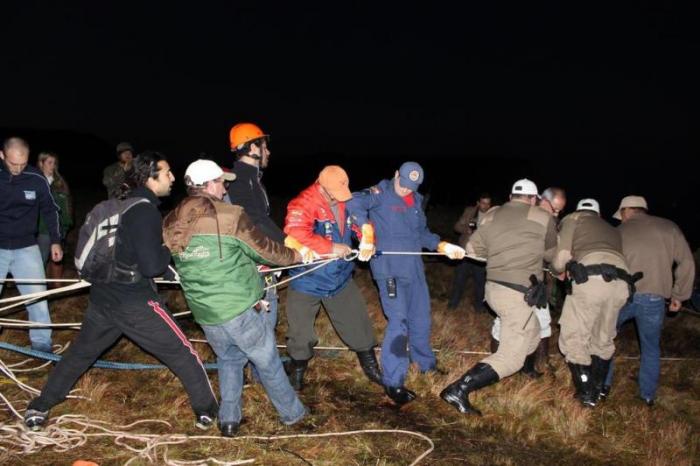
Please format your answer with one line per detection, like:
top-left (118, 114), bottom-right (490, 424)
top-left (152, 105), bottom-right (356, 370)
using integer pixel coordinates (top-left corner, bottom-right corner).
top-left (0, 341), bottom-right (219, 371)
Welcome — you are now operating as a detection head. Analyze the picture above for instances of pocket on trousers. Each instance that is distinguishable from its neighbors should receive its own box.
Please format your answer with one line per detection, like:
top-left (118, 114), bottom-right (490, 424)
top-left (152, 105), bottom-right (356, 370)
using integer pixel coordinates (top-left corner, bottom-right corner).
top-left (233, 310), bottom-right (266, 350)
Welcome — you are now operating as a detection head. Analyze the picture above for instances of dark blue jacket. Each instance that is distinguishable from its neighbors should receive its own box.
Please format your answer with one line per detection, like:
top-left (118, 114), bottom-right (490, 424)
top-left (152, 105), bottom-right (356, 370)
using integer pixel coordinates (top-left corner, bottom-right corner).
top-left (0, 162), bottom-right (61, 250)
top-left (347, 178), bottom-right (440, 281)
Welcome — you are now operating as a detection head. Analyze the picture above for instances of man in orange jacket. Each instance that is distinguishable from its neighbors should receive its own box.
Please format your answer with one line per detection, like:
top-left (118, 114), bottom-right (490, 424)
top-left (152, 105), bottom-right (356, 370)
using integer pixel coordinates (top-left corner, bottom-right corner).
top-left (282, 165), bottom-right (382, 391)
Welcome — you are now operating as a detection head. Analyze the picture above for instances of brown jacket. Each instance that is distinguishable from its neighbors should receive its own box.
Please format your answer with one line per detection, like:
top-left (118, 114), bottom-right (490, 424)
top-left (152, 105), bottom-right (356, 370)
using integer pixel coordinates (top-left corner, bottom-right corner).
top-left (467, 200), bottom-right (557, 287)
top-left (552, 210), bottom-right (627, 273)
top-left (454, 205), bottom-right (479, 248)
top-left (618, 212), bottom-right (695, 301)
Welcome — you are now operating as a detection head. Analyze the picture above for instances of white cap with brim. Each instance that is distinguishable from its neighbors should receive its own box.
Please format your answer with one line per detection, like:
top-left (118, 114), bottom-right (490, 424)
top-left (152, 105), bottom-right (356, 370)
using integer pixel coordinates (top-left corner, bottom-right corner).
top-left (576, 198), bottom-right (600, 214)
top-left (185, 159), bottom-right (236, 186)
top-left (613, 195), bottom-right (647, 220)
top-left (511, 178), bottom-right (539, 197)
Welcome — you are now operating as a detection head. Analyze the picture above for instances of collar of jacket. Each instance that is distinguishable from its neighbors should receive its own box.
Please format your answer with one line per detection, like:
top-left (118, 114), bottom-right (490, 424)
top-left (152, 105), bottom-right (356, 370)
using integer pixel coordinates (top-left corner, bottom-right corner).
top-left (129, 185), bottom-right (161, 206)
top-left (0, 162), bottom-right (43, 181)
top-left (233, 160), bottom-right (262, 180)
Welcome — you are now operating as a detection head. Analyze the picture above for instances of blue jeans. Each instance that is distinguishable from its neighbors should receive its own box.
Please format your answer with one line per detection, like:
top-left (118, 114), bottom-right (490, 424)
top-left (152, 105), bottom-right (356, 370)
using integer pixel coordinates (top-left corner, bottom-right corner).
top-left (201, 308), bottom-right (306, 425)
top-left (251, 286), bottom-right (279, 381)
top-left (0, 245), bottom-right (52, 351)
top-left (605, 293), bottom-right (665, 400)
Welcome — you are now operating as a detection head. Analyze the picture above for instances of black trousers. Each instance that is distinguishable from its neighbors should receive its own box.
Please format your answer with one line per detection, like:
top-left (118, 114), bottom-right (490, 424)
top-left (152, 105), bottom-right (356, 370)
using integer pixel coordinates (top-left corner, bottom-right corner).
top-left (448, 260), bottom-right (486, 310)
top-left (29, 296), bottom-right (217, 417)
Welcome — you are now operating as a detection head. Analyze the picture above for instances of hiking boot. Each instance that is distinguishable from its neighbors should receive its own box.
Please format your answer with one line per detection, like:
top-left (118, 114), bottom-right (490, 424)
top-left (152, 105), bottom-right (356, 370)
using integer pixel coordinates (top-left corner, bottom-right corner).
top-left (356, 349), bottom-right (383, 386)
top-left (590, 355), bottom-right (612, 402)
top-left (284, 358), bottom-right (308, 391)
top-left (520, 352), bottom-right (543, 379)
top-left (567, 362), bottom-right (596, 408)
top-left (440, 362), bottom-right (499, 416)
top-left (24, 409), bottom-right (49, 431)
top-left (384, 386), bottom-right (417, 406)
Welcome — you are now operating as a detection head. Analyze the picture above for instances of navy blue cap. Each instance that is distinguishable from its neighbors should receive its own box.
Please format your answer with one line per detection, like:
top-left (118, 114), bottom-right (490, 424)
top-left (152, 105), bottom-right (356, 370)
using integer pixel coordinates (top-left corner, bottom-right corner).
top-left (398, 162), bottom-right (424, 191)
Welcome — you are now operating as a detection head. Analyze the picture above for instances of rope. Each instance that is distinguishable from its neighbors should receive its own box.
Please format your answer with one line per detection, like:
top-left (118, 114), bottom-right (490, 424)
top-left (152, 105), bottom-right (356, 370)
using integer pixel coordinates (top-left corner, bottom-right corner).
top-left (0, 342), bottom-right (220, 371)
top-left (0, 414), bottom-right (434, 466)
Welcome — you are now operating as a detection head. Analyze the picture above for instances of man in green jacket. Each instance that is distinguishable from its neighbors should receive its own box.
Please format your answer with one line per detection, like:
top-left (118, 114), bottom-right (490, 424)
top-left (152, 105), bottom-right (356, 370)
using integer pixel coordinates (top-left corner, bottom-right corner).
top-left (163, 159), bottom-right (307, 437)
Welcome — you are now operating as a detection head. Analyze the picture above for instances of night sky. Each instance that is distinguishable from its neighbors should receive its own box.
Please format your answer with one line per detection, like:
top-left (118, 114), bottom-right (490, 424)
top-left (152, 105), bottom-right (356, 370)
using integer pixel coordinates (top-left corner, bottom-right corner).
top-left (2, 3), bottom-right (698, 245)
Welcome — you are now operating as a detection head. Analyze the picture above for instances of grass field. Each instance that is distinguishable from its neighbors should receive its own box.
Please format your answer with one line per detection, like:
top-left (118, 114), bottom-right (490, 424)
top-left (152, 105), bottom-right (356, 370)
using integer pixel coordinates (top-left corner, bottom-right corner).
top-left (1, 206), bottom-right (698, 465)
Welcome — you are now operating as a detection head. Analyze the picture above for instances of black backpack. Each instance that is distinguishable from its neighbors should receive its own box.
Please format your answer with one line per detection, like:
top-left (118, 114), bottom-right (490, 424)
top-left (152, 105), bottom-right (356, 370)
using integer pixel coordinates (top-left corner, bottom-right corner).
top-left (74, 197), bottom-right (149, 283)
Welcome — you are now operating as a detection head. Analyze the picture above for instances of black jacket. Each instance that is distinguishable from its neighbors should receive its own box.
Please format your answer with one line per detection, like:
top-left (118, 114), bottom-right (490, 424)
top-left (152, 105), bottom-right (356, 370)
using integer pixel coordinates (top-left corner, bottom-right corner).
top-left (227, 160), bottom-right (285, 243)
top-left (0, 162), bottom-right (61, 250)
top-left (91, 186), bottom-right (171, 303)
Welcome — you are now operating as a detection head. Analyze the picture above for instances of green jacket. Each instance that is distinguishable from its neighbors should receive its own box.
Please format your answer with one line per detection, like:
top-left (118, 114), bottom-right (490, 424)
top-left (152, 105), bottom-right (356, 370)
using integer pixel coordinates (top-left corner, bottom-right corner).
top-left (163, 193), bottom-right (297, 325)
top-left (38, 181), bottom-right (73, 237)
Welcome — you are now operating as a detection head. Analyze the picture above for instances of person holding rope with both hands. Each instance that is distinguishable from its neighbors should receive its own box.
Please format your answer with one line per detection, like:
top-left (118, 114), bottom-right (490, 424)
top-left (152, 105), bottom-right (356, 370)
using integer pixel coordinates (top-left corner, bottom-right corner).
top-left (347, 162), bottom-right (465, 406)
top-left (282, 165), bottom-right (384, 392)
top-left (163, 159), bottom-right (307, 437)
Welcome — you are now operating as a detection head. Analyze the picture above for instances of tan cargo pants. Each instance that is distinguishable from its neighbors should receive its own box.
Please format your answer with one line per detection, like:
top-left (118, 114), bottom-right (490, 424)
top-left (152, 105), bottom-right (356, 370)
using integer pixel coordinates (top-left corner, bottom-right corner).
top-left (482, 282), bottom-right (541, 378)
top-left (558, 275), bottom-right (628, 365)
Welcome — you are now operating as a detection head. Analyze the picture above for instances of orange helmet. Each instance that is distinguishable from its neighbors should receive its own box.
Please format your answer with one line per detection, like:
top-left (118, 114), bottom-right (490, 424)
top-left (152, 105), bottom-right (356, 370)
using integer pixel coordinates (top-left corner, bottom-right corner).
top-left (229, 122), bottom-right (268, 150)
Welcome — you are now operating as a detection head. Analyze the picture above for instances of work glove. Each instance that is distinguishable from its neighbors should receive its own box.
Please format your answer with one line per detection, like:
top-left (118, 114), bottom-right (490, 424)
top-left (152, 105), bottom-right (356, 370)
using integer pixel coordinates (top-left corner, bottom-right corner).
top-left (437, 241), bottom-right (466, 260)
top-left (358, 223), bottom-right (376, 262)
top-left (284, 236), bottom-right (319, 264)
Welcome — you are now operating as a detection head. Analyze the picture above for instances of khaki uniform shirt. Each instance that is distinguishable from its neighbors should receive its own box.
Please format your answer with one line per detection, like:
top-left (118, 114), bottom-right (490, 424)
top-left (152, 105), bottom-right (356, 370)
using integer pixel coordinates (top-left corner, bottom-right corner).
top-left (552, 210), bottom-right (627, 273)
top-left (619, 213), bottom-right (695, 301)
top-left (467, 200), bottom-right (557, 287)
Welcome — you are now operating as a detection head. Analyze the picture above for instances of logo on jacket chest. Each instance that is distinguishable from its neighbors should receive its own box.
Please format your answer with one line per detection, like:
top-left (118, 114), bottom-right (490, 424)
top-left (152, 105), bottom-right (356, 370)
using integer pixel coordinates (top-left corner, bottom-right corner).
top-left (24, 190), bottom-right (36, 200)
top-left (179, 245), bottom-right (210, 261)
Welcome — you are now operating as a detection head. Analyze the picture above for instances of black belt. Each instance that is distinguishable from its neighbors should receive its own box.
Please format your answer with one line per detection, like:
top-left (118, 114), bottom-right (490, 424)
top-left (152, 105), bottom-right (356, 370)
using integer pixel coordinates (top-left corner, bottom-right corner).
top-left (489, 274), bottom-right (547, 309)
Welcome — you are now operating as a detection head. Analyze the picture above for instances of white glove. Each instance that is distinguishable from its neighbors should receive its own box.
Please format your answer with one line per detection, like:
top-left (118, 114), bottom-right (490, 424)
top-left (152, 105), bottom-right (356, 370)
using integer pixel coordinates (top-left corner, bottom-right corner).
top-left (437, 241), bottom-right (466, 260)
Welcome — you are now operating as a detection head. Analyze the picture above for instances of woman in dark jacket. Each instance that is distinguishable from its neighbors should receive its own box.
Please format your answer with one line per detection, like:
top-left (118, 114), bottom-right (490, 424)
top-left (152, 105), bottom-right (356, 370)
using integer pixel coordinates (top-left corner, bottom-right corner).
top-left (37, 152), bottom-right (72, 284)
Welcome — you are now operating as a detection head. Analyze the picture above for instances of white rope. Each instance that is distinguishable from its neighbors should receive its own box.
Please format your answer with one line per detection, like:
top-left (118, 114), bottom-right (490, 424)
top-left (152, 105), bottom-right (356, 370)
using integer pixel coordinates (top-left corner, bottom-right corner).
top-left (0, 281), bottom-right (92, 314)
top-left (0, 396), bottom-right (434, 466)
top-left (378, 250), bottom-right (486, 262)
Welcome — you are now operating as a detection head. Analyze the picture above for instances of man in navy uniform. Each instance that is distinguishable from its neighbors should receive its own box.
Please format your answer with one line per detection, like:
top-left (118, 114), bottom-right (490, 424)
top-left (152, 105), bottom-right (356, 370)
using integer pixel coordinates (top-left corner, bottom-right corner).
top-left (347, 162), bottom-right (465, 405)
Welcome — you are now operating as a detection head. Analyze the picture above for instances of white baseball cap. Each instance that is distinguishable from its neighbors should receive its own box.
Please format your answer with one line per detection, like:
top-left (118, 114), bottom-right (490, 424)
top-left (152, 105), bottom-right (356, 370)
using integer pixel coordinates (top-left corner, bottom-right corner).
top-left (576, 198), bottom-right (600, 214)
top-left (185, 159), bottom-right (236, 186)
top-left (511, 178), bottom-right (539, 196)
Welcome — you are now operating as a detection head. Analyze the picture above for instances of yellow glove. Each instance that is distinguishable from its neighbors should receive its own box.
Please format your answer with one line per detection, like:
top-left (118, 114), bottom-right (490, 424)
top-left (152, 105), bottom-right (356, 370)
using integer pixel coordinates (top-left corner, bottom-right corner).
top-left (358, 224), bottom-right (376, 262)
top-left (438, 241), bottom-right (466, 260)
top-left (284, 236), bottom-right (319, 264)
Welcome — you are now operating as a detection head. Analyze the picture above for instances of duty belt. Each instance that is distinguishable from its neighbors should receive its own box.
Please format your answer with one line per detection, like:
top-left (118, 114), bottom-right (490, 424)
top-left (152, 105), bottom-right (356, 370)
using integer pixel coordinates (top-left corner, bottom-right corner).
top-left (565, 261), bottom-right (643, 303)
top-left (489, 274), bottom-right (547, 309)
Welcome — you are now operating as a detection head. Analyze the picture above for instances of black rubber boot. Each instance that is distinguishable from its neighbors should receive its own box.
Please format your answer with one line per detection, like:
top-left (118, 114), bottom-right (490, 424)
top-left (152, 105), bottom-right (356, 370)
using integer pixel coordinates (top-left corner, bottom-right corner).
top-left (384, 386), bottom-right (417, 406)
top-left (283, 358), bottom-right (308, 391)
top-left (567, 362), bottom-right (596, 407)
top-left (356, 349), bottom-right (383, 386)
top-left (520, 352), bottom-right (543, 379)
top-left (590, 355), bottom-right (612, 402)
top-left (440, 363), bottom-right (499, 416)
top-left (490, 336), bottom-right (499, 354)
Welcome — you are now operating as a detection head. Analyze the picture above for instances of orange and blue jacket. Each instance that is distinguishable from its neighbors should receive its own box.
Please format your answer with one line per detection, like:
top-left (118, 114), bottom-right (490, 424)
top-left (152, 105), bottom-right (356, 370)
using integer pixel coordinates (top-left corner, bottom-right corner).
top-left (284, 182), bottom-right (358, 297)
